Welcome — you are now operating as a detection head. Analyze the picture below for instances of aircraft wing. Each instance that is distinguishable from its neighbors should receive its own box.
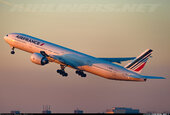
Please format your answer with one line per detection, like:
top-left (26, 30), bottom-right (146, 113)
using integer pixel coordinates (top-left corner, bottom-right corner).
top-left (40, 51), bottom-right (90, 69)
top-left (49, 54), bottom-right (91, 69)
top-left (40, 51), bottom-right (135, 67)
top-left (98, 57), bottom-right (136, 63)
top-left (49, 55), bottom-right (79, 68)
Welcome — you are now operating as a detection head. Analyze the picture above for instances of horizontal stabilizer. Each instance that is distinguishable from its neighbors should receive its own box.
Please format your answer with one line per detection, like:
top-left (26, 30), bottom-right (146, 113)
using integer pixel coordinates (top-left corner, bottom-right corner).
top-left (142, 75), bottom-right (165, 79)
top-left (129, 75), bottom-right (165, 79)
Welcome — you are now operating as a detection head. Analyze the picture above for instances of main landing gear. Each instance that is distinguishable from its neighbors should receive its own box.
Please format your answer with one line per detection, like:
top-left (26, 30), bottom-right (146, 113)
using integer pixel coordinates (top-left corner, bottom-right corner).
top-left (56, 65), bottom-right (87, 78)
top-left (11, 47), bottom-right (15, 54)
top-left (75, 70), bottom-right (86, 77)
top-left (56, 65), bottom-right (68, 77)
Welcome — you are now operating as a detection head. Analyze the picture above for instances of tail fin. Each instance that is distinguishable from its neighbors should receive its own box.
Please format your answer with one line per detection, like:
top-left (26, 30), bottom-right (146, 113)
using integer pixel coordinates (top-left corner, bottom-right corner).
top-left (124, 49), bottom-right (153, 73)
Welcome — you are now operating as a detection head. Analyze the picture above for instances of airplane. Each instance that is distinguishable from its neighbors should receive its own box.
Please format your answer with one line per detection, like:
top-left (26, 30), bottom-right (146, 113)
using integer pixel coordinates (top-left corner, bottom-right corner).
top-left (4, 33), bottom-right (165, 81)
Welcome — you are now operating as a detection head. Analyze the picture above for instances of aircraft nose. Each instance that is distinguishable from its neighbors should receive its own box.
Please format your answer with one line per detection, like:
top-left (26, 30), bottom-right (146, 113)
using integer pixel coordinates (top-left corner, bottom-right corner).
top-left (4, 34), bottom-right (8, 41)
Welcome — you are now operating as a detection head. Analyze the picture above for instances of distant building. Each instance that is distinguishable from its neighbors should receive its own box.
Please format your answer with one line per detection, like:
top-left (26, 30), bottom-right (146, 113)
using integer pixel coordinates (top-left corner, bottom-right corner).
top-left (42, 105), bottom-right (51, 114)
top-left (106, 109), bottom-right (114, 114)
top-left (10, 110), bottom-right (20, 114)
top-left (74, 108), bottom-right (84, 114)
top-left (106, 107), bottom-right (140, 114)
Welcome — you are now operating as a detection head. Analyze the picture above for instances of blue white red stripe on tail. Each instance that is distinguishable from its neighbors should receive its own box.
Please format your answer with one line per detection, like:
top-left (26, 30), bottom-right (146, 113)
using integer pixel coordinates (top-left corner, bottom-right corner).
top-left (124, 49), bottom-right (152, 73)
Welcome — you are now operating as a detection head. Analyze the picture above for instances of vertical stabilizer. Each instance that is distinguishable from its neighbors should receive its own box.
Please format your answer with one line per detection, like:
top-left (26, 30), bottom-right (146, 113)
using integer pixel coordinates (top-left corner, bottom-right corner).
top-left (124, 49), bottom-right (153, 73)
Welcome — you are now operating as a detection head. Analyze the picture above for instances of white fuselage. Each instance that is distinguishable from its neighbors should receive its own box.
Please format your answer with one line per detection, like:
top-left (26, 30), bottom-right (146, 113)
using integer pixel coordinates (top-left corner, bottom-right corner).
top-left (4, 33), bottom-right (145, 81)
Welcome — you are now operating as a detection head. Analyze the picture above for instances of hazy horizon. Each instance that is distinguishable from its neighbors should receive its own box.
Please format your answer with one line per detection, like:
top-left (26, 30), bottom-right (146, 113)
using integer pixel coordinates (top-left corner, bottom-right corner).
top-left (0, 0), bottom-right (170, 113)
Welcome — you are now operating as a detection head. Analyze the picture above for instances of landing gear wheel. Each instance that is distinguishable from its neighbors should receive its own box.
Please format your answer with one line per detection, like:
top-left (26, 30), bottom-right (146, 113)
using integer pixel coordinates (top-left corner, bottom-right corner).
top-left (75, 70), bottom-right (87, 77)
top-left (81, 73), bottom-right (86, 77)
top-left (63, 73), bottom-right (68, 77)
top-left (56, 65), bottom-right (68, 77)
top-left (11, 50), bottom-right (15, 54)
top-left (57, 69), bottom-right (61, 73)
top-left (11, 47), bottom-right (15, 54)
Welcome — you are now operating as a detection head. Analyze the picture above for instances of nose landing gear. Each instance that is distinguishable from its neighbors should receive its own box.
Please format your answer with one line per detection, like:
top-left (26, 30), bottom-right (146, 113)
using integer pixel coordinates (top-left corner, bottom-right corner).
top-left (11, 47), bottom-right (15, 54)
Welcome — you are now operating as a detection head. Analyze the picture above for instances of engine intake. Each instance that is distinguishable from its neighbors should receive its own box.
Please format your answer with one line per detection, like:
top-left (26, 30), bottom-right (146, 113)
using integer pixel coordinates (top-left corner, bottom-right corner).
top-left (30, 53), bottom-right (49, 65)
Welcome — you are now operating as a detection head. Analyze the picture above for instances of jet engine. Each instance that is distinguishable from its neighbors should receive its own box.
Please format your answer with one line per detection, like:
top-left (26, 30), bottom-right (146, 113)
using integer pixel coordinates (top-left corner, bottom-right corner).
top-left (30, 53), bottom-right (49, 65)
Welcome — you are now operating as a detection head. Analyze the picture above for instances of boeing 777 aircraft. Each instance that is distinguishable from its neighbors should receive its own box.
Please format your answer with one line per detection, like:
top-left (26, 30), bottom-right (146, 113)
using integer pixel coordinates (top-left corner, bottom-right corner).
top-left (4, 33), bottom-right (165, 81)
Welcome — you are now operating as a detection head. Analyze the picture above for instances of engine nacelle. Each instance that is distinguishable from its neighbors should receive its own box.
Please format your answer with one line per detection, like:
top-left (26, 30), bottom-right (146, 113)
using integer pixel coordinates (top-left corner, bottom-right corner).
top-left (30, 53), bottom-right (49, 65)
